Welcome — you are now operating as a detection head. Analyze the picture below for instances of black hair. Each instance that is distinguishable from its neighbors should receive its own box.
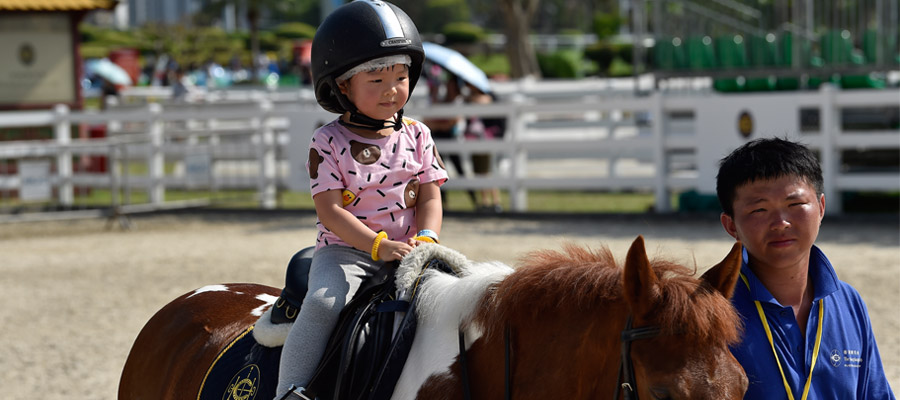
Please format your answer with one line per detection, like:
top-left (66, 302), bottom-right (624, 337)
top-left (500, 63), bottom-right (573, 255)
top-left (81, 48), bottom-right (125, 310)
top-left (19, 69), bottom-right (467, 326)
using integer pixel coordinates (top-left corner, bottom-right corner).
top-left (716, 137), bottom-right (824, 215)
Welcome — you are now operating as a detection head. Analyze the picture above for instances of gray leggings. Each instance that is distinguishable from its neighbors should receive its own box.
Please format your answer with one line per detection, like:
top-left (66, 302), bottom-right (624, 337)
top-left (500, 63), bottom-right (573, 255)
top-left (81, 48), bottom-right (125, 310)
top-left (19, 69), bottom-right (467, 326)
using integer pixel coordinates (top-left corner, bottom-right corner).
top-left (275, 245), bottom-right (383, 398)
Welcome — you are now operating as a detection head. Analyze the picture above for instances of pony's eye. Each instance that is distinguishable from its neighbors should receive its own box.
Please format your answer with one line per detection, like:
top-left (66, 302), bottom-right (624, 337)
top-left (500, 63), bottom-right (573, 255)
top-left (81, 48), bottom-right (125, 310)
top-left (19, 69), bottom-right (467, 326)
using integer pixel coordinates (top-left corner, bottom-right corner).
top-left (650, 387), bottom-right (672, 400)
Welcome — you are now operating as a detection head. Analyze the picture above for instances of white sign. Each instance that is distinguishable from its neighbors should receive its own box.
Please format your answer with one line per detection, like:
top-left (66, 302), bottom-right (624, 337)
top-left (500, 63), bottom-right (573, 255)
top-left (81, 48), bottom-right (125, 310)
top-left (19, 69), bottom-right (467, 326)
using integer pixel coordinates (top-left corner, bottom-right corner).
top-left (185, 153), bottom-right (211, 184)
top-left (19, 160), bottom-right (52, 201)
top-left (0, 13), bottom-right (76, 106)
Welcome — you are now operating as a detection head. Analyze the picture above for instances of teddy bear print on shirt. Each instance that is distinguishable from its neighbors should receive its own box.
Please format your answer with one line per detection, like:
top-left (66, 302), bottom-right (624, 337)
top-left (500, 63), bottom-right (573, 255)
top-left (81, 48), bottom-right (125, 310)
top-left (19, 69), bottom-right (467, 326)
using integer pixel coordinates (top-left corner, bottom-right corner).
top-left (308, 148), bottom-right (325, 179)
top-left (350, 141), bottom-right (381, 165)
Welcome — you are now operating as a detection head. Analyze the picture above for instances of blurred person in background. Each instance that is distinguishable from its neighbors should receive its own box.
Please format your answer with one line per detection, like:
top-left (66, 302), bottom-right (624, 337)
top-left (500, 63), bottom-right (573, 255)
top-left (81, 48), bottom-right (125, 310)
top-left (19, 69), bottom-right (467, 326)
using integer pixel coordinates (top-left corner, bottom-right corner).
top-left (463, 83), bottom-right (504, 213)
top-left (423, 65), bottom-right (477, 208)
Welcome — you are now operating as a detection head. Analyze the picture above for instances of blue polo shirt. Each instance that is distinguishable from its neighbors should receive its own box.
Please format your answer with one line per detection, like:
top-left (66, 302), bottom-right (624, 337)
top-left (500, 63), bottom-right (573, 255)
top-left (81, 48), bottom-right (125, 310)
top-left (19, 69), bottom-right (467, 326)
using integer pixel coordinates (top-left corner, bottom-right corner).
top-left (730, 245), bottom-right (895, 399)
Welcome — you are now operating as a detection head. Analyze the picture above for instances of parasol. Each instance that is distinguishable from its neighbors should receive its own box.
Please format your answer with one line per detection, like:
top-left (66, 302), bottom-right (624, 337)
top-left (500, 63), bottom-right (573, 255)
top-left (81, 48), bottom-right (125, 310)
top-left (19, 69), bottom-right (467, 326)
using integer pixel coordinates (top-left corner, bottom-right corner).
top-left (87, 58), bottom-right (132, 86)
top-left (422, 42), bottom-right (491, 94)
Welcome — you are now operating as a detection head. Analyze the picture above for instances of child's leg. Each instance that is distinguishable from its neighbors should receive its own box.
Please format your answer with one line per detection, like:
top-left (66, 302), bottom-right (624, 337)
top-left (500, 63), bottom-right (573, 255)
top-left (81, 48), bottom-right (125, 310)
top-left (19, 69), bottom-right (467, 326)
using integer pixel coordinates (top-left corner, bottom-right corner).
top-left (275, 245), bottom-right (381, 397)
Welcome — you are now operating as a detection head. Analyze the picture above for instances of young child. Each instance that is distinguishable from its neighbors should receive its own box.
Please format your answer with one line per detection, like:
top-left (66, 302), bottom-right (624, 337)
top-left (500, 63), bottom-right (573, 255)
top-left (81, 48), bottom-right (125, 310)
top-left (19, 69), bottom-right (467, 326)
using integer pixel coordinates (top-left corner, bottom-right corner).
top-left (275, 1), bottom-right (448, 398)
top-left (716, 137), bottom-right (894, 399)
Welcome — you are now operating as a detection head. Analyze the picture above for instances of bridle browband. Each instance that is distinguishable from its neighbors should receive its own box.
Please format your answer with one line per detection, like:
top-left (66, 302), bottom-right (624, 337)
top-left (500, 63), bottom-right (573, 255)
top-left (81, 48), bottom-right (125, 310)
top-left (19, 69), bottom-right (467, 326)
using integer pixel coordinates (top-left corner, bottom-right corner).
top-left (615, 316), bottom-right (662, 400)
top-left (457, 315), bottom-right (661, 400)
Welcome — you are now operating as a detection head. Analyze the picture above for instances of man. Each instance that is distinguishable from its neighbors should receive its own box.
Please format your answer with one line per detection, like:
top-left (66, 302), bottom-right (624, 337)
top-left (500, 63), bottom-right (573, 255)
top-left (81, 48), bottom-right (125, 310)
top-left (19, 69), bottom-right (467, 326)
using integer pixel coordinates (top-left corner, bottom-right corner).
top-left (716, 137), bottom-right (895, 399)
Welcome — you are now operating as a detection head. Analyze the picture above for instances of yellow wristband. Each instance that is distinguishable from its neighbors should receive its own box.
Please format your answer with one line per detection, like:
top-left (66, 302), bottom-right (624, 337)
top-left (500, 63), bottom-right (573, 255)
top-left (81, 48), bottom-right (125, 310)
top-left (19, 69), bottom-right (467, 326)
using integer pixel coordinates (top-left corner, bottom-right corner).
top-left (413, 235), bottom-right (438, 244)
top-left (371, 231), bottom-right (388, 261)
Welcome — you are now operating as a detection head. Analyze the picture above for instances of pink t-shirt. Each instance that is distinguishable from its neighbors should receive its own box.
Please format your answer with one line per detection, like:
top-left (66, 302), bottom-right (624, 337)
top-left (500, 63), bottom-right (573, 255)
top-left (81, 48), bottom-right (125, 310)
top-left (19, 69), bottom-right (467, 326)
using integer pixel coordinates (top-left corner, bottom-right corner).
top-left (307, 118), bottom-right (448, 249)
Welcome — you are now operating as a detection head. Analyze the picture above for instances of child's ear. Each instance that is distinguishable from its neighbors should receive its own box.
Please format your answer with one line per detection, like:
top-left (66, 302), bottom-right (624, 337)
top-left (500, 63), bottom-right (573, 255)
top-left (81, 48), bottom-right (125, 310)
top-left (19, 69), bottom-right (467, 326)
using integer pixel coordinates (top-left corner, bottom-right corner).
top-left (338, 80), bottom-right (350, 95)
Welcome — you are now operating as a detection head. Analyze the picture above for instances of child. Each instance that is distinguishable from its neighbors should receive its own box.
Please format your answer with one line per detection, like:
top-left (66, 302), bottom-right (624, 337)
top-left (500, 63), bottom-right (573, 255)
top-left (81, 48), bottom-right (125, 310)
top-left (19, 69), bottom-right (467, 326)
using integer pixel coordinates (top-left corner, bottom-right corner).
top-left (275, 1), bottom-right (448, 398)
top-left (717, 137), bottom-right (894, 399)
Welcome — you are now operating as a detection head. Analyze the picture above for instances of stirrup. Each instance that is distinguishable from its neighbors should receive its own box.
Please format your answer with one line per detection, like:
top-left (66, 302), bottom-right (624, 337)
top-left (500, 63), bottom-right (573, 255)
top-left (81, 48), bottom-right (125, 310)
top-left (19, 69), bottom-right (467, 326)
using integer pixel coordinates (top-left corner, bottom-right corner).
top-left (279, 385), bottom-right (314, 400)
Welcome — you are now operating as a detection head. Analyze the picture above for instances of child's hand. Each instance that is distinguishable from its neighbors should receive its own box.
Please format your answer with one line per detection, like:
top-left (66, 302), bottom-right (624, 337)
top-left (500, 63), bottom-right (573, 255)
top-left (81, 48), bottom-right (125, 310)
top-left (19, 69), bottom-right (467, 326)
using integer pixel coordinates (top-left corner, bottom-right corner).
top-left (377, 239), bottom-right (413, 262)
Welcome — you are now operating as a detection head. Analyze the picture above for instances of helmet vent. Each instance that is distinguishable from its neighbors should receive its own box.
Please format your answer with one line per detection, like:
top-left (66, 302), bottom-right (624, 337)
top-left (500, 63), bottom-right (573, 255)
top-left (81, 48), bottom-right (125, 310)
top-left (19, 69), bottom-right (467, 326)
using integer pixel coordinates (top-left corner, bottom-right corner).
top-left (360, 0), bottom-right (405, 40)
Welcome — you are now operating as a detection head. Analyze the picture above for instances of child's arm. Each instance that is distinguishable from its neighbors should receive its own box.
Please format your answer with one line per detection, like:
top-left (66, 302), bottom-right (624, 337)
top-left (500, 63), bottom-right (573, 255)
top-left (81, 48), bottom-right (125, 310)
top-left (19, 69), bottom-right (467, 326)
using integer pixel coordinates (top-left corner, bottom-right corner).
top-left (314, 189), bottom-right (413, 262)
top-left (411, 181), bottom-right (443, 244)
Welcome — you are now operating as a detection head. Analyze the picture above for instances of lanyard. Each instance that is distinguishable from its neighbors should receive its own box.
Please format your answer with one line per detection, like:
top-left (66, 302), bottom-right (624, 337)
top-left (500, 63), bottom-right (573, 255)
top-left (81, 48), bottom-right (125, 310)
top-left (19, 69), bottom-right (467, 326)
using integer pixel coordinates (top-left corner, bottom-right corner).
top-left (740, 273), bottom-right (824, 400)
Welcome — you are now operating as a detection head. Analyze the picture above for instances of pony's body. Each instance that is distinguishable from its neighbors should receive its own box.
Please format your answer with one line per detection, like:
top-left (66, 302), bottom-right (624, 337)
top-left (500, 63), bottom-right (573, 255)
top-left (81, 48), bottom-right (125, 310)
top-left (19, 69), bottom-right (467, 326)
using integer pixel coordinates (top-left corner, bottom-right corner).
top-left (119, 238), bottom-right (747, 400)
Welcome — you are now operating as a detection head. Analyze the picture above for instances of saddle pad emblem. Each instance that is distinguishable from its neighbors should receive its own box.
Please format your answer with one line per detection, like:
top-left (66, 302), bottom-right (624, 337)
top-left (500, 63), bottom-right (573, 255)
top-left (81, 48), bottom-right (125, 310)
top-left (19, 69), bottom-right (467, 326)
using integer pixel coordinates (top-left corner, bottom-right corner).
top-left (223, 364), bottom-right (260, 400)
top-left (198, 327), bottom-right (281, 400)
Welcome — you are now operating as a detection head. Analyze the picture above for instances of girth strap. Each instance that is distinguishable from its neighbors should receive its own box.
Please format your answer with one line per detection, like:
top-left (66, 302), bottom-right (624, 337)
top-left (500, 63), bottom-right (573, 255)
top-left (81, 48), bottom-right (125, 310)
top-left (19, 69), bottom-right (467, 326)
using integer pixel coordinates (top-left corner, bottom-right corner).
top-left (458, 326), bottom-right (512, 400)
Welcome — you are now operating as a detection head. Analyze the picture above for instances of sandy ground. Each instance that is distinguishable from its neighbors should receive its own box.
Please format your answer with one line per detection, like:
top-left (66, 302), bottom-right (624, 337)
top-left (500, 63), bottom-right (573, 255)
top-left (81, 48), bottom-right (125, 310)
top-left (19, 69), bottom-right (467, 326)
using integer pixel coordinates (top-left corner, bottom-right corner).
top-left (1, 211), bottom-right (897, 399)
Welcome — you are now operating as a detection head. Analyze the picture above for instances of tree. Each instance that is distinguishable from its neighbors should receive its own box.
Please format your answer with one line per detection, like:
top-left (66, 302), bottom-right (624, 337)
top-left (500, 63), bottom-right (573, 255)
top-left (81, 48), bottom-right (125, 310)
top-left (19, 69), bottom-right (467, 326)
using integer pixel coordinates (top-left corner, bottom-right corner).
top-left (198, 0), bottom-right (317, 82)
top-left (498, 0), bottom-right (542, 78)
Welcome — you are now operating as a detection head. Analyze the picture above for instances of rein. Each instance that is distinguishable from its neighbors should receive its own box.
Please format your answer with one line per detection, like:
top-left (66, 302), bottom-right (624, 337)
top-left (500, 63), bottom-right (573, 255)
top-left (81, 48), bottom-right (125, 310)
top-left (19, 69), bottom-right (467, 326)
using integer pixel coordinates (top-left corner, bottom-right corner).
top-left (457, 316), bottom-right (660, 400)
top-left (615, 316), bottom-right (662, 400)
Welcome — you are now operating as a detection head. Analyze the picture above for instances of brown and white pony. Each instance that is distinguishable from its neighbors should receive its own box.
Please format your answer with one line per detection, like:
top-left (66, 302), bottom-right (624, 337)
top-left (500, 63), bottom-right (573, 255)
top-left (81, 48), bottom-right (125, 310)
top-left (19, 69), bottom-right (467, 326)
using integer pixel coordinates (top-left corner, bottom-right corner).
top-left (119, 236), bottom-right (747, 399)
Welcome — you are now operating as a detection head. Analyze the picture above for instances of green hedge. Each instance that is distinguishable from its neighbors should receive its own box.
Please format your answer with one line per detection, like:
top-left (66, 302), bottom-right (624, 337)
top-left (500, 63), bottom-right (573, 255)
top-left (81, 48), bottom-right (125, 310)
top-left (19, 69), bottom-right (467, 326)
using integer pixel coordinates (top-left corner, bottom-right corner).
top-left (537, 49), bottom-right (584, 78)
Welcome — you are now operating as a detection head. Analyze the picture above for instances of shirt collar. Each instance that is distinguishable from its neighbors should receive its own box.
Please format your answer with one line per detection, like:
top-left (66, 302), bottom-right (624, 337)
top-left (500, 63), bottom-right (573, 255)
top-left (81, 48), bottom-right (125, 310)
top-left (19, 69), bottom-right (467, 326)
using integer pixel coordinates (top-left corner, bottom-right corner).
top-left (739, 245), bottom-right (840, 305)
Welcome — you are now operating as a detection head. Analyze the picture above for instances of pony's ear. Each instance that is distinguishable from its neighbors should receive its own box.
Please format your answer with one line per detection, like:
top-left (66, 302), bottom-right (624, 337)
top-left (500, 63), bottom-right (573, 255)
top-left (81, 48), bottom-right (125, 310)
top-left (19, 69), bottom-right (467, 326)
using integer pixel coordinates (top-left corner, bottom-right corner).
top-left (700, 241), bottom-right (743, 299)
top-left (622, 235), bottom-right (659, 317)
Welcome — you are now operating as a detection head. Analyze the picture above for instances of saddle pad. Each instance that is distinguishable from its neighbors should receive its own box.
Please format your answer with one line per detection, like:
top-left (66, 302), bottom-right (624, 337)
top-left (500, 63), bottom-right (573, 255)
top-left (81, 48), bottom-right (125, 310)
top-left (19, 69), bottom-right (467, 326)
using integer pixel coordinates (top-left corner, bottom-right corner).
top-left (197, 326), bottom-right (282, 400)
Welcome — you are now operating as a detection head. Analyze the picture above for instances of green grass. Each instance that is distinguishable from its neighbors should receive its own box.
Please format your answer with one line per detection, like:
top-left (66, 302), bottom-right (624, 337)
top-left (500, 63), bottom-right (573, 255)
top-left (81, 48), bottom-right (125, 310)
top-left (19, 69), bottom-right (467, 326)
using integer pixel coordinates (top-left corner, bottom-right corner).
top-left (276, 189), bottom-right (662, 213)
top-left (6, 188), bottom-right (896, 214)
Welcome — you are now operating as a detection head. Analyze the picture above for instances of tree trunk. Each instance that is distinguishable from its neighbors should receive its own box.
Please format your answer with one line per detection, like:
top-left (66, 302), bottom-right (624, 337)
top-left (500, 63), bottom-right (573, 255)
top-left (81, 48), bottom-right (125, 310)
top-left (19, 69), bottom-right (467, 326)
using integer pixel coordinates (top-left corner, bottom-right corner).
top-left (499, 0), bottom-right (542, 79)
top-left (248, 5), bottom-right (260, 82)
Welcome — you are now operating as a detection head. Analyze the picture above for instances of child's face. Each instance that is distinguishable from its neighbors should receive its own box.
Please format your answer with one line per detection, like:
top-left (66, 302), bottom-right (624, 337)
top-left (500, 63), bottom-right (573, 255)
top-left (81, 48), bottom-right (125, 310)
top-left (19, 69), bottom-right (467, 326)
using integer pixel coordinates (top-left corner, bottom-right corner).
top-left (720, 175), bottom-right (825, 272)
top-left (340, 64), bottom-right (410, 122)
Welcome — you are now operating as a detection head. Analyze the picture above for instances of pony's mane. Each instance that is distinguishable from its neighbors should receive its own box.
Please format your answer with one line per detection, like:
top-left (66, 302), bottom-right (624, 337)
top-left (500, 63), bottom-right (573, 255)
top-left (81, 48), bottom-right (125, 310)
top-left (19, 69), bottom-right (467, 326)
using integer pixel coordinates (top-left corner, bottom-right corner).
top-left (473, 243), bottom-right (740, 345)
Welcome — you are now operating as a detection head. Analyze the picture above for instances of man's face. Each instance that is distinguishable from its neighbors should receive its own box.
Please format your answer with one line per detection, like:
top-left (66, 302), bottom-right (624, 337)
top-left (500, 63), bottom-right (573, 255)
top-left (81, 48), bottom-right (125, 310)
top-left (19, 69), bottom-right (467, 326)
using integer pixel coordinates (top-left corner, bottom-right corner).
top-left (720, 175), bottom-right (825, 272)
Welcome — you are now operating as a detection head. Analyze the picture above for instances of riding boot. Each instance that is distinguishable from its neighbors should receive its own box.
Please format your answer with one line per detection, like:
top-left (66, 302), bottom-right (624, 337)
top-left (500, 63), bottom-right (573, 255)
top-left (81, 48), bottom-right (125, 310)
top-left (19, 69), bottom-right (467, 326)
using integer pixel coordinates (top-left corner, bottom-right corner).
top-left (271, 247), bottom-right (315, 324)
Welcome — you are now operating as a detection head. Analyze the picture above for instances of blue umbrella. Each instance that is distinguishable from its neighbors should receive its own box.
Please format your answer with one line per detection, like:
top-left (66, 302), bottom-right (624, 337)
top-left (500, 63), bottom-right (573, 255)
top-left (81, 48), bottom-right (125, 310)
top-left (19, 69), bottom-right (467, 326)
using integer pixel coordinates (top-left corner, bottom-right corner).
top-left (87, 58), bottom-right (132, 86)
top-left (422, 42), bottom-right (491, 94)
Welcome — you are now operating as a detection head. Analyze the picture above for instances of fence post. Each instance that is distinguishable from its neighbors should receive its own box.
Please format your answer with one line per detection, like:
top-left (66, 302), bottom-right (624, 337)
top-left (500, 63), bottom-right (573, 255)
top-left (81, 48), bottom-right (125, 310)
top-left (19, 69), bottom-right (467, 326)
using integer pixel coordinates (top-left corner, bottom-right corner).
top-left (54, 104), bottom-right (73, 206)
top-left (507, 95), bottom-right (528, 211)
top-left (651, 92), bottom-right (670, 212)
top-left (148, 103), bottom-right (165, 206)
top-left (258, 99), bottom-right (277, 209)
top-left (819, 84), bottom-right (840, 215)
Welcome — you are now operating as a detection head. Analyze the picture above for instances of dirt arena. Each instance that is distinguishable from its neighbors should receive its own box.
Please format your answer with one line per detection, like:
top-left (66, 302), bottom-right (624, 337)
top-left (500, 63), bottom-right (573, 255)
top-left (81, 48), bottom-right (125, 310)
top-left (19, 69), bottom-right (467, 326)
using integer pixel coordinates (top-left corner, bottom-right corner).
top-left (2, 211), bottom-right (897, 399)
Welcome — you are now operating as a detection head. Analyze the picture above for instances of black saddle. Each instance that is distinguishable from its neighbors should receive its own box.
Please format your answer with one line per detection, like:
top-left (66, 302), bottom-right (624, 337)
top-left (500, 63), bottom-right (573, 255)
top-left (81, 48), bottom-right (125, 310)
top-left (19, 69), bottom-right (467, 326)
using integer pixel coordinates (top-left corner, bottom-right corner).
top-left (272, 247), bottom-right (457, 400)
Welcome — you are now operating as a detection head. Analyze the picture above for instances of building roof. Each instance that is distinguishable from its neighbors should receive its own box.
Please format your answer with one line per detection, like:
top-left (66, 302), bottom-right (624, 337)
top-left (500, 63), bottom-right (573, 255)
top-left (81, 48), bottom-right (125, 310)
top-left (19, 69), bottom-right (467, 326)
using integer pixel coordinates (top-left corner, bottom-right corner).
top-left (0, 0), bottom-right (118, 11)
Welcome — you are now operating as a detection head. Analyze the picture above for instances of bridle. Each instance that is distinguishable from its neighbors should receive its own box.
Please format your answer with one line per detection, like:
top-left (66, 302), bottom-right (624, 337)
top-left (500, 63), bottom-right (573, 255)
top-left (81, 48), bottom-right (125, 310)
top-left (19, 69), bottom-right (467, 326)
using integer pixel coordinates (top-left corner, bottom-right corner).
top-left (458, 315), bottom-right (661, 400)
top-left (615, 316), bottom-right (662, 400)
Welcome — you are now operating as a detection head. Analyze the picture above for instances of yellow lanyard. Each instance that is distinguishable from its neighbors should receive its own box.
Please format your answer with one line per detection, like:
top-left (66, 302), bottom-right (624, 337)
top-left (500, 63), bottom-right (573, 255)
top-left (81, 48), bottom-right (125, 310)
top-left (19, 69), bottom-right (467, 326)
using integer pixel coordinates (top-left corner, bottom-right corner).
top-left (740, 273), bottom-right (824, 400)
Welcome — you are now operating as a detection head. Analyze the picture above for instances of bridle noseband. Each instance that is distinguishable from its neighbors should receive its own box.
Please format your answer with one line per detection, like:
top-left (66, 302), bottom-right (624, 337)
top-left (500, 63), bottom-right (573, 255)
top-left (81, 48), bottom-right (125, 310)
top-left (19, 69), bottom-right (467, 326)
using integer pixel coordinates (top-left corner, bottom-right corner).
top-left (615, 316), bottom-right (662, 400)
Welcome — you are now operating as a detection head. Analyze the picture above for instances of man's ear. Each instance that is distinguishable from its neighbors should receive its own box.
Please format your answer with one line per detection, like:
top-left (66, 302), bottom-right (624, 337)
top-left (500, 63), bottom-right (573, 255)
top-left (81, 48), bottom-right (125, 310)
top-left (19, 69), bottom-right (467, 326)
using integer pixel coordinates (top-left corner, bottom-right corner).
top-left (818, 193), bottom-right (826, 220)
top-left (721, 212), bottom-right (738, 240)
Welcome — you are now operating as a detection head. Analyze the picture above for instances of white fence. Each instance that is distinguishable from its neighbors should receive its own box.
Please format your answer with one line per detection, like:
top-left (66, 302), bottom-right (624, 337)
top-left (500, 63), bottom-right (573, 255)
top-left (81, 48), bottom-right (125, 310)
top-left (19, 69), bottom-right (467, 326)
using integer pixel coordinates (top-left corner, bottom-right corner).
top-left (0, 80), bottom-right (897, 220)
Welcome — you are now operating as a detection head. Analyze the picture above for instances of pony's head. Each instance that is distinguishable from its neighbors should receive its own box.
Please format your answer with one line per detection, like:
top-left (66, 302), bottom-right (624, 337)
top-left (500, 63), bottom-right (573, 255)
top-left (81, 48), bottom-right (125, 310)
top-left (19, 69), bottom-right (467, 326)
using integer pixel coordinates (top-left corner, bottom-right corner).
top-left (464, 236), bottom-right (747, 399)
top-left (622, 236), bottom-right (747, 399)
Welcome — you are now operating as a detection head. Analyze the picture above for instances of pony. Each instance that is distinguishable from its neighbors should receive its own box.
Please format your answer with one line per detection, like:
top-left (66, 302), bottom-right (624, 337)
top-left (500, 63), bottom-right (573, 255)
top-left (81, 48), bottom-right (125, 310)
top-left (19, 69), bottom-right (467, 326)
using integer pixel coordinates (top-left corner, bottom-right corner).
top-left (119, 236), bottom-right (747, 399)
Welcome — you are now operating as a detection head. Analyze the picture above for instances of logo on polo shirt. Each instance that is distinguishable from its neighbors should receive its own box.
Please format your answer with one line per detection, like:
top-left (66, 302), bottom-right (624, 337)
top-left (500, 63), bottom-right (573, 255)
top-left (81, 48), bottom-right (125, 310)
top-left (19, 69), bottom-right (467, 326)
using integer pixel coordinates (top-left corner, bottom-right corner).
top-left (830, 348), bottom-right (863, 368)
top-left (830, 349), bottom-right (842, 367)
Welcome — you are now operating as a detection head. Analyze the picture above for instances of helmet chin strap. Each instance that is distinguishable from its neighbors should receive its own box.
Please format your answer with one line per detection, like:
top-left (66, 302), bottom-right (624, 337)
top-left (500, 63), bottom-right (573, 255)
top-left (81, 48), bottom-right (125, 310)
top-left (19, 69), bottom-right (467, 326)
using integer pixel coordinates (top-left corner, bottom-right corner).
top-left (344, 108), bottom-right (404, 132)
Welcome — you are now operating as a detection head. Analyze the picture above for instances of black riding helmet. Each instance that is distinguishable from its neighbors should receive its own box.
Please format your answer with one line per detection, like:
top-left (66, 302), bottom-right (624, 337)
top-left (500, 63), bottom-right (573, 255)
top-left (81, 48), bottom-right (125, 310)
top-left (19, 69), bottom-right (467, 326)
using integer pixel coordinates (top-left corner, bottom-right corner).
top-left (312, 0), bottom-right (424, 131)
